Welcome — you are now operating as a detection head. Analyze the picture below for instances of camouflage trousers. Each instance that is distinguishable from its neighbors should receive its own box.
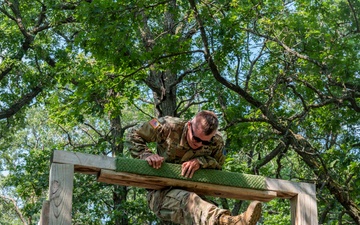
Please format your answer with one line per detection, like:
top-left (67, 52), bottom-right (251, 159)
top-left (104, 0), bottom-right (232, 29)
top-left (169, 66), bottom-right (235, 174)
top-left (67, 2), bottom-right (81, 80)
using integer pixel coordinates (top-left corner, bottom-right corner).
top-left (147, 188), bottom-right (229, 225)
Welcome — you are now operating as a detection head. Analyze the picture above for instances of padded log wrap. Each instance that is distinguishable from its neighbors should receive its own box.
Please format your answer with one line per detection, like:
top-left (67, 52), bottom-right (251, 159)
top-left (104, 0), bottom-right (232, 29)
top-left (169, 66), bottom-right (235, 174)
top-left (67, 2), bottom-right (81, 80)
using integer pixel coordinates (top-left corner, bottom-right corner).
top-left (116, 157), bottom-right (266, 190)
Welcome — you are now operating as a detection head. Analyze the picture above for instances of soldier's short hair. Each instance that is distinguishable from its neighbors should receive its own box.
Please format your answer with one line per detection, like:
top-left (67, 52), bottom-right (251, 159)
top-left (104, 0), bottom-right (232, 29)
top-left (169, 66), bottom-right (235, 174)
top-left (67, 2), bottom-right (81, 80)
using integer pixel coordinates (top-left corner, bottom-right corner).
top-left (194, 110), bottom-right (218, 135)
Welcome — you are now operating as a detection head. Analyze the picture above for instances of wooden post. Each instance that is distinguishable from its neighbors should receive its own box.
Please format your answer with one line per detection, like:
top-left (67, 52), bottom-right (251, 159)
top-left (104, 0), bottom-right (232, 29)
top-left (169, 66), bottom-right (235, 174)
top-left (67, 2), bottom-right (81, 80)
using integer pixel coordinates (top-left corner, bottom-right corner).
top-left (48, 163), bottom-right (74, 225)
top-left (291, 193), bottom-right (318, 225)
top-left (39, 200), bottom-right (50, 225)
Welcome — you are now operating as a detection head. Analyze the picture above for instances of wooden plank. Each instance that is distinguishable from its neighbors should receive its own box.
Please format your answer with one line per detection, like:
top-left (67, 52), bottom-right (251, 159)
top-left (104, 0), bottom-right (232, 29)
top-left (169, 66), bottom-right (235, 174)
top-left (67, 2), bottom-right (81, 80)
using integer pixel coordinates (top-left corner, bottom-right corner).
top-left (49, 163), bottom-right (74, 225)
top-left (52, 151), bottom-right (314, 197)
top-left (98, 169), bottom-right (277, 202)
top-left (97, 170), bottom-right (166, 190)
top-left (52, 150), bottom-right (116, 175)
top-left (39, 200), bottom-right (50, 225)
top-left (265, 177), bottom-right (316, 197)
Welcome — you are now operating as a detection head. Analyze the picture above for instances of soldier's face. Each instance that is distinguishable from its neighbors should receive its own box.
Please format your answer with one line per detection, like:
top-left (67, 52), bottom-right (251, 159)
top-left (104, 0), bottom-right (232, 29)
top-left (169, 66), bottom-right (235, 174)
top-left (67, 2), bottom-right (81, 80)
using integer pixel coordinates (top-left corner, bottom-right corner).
top-left (187, 122), bottom-right (214, 149)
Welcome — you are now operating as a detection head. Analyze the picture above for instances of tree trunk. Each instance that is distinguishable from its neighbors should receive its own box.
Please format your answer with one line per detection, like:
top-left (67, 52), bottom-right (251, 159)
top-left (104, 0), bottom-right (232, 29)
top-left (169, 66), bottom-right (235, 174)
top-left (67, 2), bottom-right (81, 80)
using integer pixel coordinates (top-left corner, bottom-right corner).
top-left (113, 185), bottom-right (129, 225)
top-left (139, 0), bottom-right (178, 118)
top-left (110, 109), bottom-right (129, 224)
top-left (147, 69), bottom-right (178, 118)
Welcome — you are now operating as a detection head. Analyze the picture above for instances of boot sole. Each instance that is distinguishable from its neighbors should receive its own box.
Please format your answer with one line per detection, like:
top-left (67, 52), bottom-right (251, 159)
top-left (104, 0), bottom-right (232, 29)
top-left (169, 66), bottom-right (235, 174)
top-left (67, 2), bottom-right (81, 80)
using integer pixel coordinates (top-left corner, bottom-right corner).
top-left (246, 201), bottom-right (262, 225)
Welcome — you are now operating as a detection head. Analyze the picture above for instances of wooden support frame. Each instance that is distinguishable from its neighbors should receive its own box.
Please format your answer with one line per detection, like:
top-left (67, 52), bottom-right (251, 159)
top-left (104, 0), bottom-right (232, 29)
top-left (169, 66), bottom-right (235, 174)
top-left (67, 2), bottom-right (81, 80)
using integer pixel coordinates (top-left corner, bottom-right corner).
top-left (40, 151), bottom-right (318, 225)
top-left (40, 162), bottom-right (74, 225)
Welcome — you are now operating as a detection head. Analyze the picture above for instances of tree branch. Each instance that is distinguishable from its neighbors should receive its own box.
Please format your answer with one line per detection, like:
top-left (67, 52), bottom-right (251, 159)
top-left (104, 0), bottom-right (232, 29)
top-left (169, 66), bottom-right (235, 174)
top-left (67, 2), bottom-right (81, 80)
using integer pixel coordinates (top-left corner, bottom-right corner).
top-left (254, 138), bottom-right (290, 173)
top-left (0, 194), bottom-right (28, 225)
top-left (188, 1), bottom-right (360, 222)
top-left (347, 0), bottom-right (360, 33)
top-left (244, 28), bottom-right (325, 69)
top-left (5, 0), bottom-right (33, 39)
top-left (188, 0), bottom-right (287, 133)
top-left (0, 86), bottom-right (42, 120)
top-left (121, 50), bottom-right (205, 84)
top-left (245, 41), bottom-right (266, 91)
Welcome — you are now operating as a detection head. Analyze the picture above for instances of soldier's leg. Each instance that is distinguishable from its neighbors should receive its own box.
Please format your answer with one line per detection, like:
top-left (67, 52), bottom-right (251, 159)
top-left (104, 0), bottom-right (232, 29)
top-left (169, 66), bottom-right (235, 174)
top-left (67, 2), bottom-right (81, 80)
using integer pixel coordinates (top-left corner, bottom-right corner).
top-left (147, 188), bottom-right (228, 225)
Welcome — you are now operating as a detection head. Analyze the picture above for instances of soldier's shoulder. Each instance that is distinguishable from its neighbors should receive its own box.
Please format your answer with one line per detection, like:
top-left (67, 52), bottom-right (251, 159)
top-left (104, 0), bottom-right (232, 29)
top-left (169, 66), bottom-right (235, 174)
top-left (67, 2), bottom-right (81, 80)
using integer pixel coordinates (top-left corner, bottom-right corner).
top-left (212, 132), bottom-right (224, 144)
top-left (160, 116), bottom-right (186, 125)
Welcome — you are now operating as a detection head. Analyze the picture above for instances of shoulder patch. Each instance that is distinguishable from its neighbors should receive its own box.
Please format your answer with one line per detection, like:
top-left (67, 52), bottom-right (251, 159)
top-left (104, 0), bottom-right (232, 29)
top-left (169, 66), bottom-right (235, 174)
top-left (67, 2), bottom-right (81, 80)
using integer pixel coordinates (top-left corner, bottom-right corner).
top-left (149, 118), bottom-right (160, 129)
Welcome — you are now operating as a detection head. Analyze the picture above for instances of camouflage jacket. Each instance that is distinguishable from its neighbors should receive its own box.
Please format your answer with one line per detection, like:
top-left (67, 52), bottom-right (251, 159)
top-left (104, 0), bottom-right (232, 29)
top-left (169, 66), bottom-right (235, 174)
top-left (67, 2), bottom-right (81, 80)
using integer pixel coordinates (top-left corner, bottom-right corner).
top-left (127, 116), bottom-right (225, 169)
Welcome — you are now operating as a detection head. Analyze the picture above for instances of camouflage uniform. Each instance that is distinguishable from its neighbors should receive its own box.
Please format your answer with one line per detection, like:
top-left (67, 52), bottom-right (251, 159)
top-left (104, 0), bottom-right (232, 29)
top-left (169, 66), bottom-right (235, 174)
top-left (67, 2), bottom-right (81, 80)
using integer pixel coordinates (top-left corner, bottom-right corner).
top-left (127, 116), bottom-right (229, 225)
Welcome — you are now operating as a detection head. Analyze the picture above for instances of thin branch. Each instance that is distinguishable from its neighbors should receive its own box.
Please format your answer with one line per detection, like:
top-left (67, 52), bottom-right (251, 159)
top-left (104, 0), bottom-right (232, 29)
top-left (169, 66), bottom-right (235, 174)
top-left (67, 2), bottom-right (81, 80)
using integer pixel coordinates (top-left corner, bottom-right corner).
top-left (347, 96), bottom-right (360, 112)
top-left (188, 0), bottom-right (265, 109)
top-left (254, 138), bottom-right (289, 173)
top-left (84, 123), bottom-right (104, 137)
top-left (122, 122), bottom-right (138, 131)
top-left (81, 127), bottom-right (98, 144)
top-left (221, 117), bottom-right (269, 131)
top-left (170, 62), bottom-right (207, 90)
top-left (57, 124), bottom-right (73, 146)
top-left (120, 50), bottom-right (205, 83)
top-left (0, 195), bottom-right (28, 225)
top-left (245, 39), bottom-right (267, 91)
top-left (293, 75), bottom-right (325, 100)
top-left (347, 0), bottom-right (360, 33)
top-left (5, 0), bottom-right (32, 39)
top-left (287, 84), bottom-right (308, 111)
top-left (131, 102), bottom-right (154, 119)
top-left (0, 4), bottom-right (16, 21)
top-left (34, 2), bottom-right (46, 28)
top-left (176, 100), bottom-right (208, 117)
top-left (244, 28), bottom-right (325, 69)
top-left (0, 86), bottom-right (43, 120)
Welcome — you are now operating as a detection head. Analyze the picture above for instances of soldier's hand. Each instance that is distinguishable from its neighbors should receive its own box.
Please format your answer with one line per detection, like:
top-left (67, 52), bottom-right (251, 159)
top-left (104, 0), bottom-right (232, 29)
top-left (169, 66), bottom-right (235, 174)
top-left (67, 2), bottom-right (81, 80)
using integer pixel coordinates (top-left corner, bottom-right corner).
top-left (181, 159), bottom-right (200, 178)
top-left (145, 154), bottom-right (164, 169)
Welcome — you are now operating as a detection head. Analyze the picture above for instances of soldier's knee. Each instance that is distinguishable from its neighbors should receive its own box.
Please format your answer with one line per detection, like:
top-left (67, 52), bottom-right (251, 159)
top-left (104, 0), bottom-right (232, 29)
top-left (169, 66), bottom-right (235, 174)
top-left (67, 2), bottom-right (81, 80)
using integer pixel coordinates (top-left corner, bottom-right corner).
top-left (153, 189), bottom-right (191, 223)
top-left (185, 192), bottom-right (205, 212)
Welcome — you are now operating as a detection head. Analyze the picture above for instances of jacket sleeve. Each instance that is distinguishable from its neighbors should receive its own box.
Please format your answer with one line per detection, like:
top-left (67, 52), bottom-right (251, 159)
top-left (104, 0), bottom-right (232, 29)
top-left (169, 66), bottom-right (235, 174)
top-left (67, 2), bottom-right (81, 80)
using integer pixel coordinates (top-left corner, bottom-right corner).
top-left (126, 119), bottom-right (161, 159)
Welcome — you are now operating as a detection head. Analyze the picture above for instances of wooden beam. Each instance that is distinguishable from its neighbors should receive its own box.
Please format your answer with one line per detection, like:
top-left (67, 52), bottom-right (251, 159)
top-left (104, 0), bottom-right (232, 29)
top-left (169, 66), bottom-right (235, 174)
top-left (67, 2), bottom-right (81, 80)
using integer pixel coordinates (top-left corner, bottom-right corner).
top-left (52, 150), bottom-right (115, 175)
top-left (265, 177), bottom-right (315, 198)
top-left (48, 163), bottom-right (74, 225)
top-left (98, 169), bottom-right (277, 202)
top-left (51, 150), bottom-right (316, 198)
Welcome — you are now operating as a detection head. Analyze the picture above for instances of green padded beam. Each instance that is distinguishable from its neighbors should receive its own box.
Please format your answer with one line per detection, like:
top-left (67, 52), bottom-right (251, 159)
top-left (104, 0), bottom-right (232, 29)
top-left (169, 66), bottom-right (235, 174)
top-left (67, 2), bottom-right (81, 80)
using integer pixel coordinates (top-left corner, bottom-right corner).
top-left (116, 157), bottom-right (266, 190)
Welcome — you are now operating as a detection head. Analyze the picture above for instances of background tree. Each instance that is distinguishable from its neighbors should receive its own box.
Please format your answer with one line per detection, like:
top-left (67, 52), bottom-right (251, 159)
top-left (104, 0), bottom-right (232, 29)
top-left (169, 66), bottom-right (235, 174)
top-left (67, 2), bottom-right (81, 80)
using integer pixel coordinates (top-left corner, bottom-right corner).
top-left (0, 0), bottom-right (359, 224)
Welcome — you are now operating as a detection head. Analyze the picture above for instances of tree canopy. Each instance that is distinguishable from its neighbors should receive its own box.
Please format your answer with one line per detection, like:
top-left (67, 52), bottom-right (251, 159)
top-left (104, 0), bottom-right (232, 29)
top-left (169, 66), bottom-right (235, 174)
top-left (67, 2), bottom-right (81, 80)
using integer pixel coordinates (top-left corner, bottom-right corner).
top-left (0, 0), bottom-right (359, 224)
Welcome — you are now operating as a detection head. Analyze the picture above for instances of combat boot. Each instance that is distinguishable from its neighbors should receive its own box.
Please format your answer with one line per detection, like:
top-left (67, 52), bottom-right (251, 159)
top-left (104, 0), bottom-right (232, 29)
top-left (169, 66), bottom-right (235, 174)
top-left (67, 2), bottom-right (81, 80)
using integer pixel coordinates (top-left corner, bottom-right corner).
top-left (218, 201), bottom-right (262, 225)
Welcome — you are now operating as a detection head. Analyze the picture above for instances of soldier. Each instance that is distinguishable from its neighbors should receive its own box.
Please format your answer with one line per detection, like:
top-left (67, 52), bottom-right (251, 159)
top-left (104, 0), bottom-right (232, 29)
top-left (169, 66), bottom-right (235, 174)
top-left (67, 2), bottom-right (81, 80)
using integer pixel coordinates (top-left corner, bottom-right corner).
top-left (127, 110), bottom-right (262, 225)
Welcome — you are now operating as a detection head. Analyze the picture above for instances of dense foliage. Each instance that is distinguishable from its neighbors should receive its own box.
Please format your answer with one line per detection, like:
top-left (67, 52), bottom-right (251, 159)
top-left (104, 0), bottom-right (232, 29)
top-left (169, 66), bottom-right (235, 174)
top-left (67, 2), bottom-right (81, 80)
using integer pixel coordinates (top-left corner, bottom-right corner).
top-left (1, 0), bottom-right (359, 224)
